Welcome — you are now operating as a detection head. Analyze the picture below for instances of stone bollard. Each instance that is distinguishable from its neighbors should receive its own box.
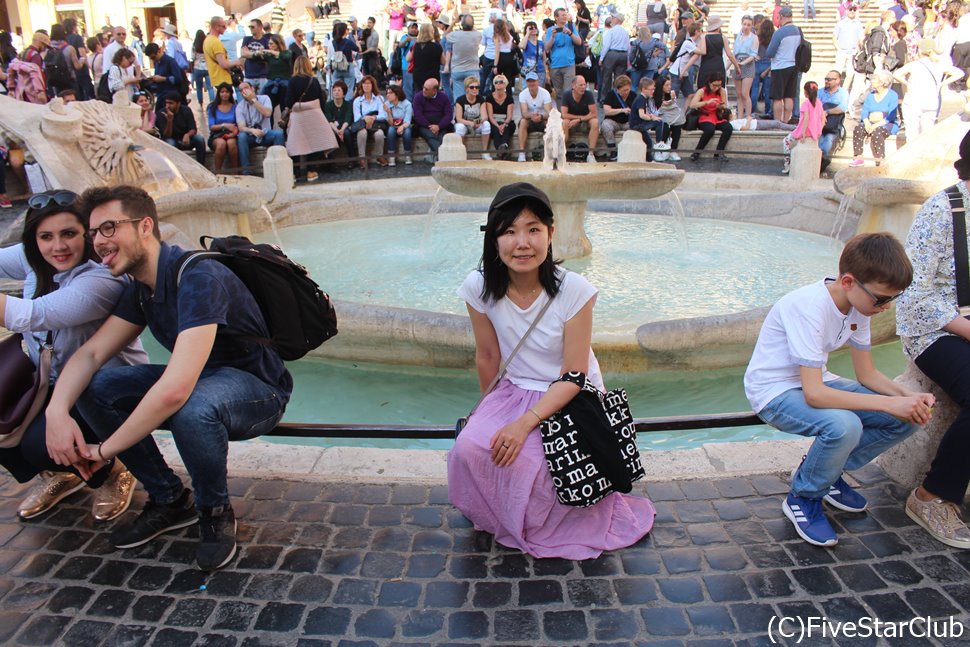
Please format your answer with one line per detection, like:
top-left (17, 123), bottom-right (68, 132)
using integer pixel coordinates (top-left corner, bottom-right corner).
top-left (263, 145), bottom-right (294, 195)
top-left (789, 139), bottom-right (822, 183)
top-left (437, 133), bottom-right (468, 162)
top-left (878, 361), bottom-right (969, 502)
top-left (617, 130), bottom-right (647, 163)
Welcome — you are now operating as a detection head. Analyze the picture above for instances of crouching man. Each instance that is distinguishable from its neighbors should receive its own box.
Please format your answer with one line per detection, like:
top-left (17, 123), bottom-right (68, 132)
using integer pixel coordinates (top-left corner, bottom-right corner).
top-left (45, 185), bottom-right (291, 571)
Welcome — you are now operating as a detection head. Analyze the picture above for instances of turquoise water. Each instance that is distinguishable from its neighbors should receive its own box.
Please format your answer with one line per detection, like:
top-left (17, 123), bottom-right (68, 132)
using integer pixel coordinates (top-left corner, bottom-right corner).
top-left (260, 213), bottom-right (842, 332)
top-left (138, 338), bottom-right (906, 452)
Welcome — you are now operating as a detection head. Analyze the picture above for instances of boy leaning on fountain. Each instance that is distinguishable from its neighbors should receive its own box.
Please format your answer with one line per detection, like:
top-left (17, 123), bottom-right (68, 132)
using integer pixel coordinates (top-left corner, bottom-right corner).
top-left (743, 232), bottom-right (935, 547)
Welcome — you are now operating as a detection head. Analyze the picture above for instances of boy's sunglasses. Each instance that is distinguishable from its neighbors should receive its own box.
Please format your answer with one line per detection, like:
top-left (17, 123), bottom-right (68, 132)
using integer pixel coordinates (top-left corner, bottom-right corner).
top-left (858, 281), bottom-right (903, 307)
top-left (27, 190), bottom-right (78, 211)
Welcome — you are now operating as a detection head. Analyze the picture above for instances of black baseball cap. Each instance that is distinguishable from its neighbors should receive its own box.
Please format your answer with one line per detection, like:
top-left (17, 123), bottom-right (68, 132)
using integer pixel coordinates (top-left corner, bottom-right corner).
top-left (486, 182), bottom-right (554, 226)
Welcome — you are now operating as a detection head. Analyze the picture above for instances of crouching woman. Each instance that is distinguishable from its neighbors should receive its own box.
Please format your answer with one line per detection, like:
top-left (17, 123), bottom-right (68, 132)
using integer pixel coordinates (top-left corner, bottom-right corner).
top-left (448, 182), bottom-right (655, 560)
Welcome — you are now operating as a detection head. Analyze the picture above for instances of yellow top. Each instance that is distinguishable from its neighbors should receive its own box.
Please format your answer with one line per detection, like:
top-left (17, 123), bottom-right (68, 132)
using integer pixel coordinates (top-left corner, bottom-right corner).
top-left (203, 35), bottom-right (232, 87)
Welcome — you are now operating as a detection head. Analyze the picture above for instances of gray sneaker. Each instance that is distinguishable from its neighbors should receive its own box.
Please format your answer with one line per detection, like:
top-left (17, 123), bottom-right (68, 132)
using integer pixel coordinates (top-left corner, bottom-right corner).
top-left (905, 489), bottom-right (970, 549)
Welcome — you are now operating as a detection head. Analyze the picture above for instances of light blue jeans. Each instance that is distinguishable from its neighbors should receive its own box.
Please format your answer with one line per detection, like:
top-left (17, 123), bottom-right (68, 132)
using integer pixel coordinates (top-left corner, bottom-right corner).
top-left (819, 132), bottom-right (838, 156)
top-left (451, 69), bottom-right (477, 103)
top-left (77, 364), bottom-right (287, 509)
top-left (758, 378), bottom-right (917, 500)
top-left (238, 129), bottom-right (286, 172)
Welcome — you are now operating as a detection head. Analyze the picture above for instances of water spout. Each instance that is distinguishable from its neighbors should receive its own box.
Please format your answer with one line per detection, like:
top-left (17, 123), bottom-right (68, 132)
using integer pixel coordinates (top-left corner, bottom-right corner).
top-left (665, 190), bottom-right (689, 255)
top-left (420, 186), bottom-right (445, 253)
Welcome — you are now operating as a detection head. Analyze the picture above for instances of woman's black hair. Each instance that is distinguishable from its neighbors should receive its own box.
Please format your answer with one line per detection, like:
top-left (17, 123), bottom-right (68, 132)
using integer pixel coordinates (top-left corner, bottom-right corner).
top-left (705, 72), bottom-right (725, 91)
top-left (193, 29), bottom-right (206, 54)
top-left (480, 197), bottom-right (561, 302)
top-left (21, 201), bottom-right (95, 299)
top-left (207, 82), bottom-right (236, 117)
top-left (651, 75), bottom-right (669, 109)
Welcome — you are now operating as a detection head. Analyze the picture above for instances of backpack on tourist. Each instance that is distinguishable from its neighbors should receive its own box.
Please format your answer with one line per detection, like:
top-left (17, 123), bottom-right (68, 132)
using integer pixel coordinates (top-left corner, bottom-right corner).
top-left (853, 26), bottom-right (890, 74)
top-left (795, 28), bottom-right (812, 74)
top-left (629, 39), bottom-right (649, 71)
top-left (43, 43), bottom-right (74, 90)
top-left (96, 66), bottom-right (116, 102)
top-left (175, 235), bottom-right (338, 361)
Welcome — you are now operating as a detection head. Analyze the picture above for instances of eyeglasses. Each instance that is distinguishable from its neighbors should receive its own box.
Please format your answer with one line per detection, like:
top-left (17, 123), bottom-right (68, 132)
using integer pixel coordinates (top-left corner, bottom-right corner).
top-left (824, 76), bottom-right (838, 81)
top-left (468, 85), bottom-right (480, 89)
top-left (28, 190), bottom-right (78, 211)
top-left (87, 218), bottom-right (145, 239)
top-left (857, 280), bottom-right (903, 307)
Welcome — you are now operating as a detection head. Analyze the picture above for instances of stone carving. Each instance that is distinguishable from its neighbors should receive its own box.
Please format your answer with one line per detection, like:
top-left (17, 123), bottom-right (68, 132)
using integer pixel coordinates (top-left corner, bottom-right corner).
top-left (70, 99), bottom-right (149, 184)
top-left (542, 108), bottom-right (567, 171)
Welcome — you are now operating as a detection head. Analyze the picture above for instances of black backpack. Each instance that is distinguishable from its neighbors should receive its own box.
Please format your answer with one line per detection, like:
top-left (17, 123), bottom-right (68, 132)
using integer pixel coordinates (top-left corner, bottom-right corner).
top-left (44, 43), bottom-right (73, 90)
top-left (96, 66), bottom-right (113, 101)
top-left (629, 40), bottom-right (649, 71)
top-left (389, 43), bottom-right (404, 76)
top-left (795, 27), bottom-right (812, 74)
top-left (175, 235), bottom-right (338, 361)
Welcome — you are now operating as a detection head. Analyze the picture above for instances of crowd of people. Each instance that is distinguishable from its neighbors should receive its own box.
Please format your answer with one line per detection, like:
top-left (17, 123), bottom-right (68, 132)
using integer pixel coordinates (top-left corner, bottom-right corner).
top-left (0, 0), bottom-right (966, 176)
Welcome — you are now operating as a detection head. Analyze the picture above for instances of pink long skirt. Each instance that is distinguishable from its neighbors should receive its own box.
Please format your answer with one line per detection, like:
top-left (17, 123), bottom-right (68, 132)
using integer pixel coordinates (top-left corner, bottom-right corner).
top-left (448, 379), bottom-right (656, 560)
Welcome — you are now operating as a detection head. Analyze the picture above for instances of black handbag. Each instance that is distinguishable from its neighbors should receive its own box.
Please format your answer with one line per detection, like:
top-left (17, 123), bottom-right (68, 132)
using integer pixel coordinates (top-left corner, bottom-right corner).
top-left (0, 332), bottom-right (52, 449)
top-left (683, 108), bottom-right (700, 131)
top-left (540, 371), bottom-right (645, 507)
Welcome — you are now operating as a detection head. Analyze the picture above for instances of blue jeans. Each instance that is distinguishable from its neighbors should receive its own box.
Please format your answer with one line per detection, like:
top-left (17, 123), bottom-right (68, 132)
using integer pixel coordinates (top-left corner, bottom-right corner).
top-left (238, 129), bottom-right (286, 172)
top-left (670, 72), bottom-right (694, 108)
top-left (76, 364), bottom-right (287, 509)
top-left (451, 69), bottom-right (477, 103)
top-left (758, 378), bottom-right (917, 500)
top-left (819, 132), bottom-right (837, 156)
top-left (166, 135), bottom-right (206, 165)
top-left (402, 69), bottom-right (414, 101)
top-left (752, 61), bottom-right (772, 116)
top-left (263, 78), bottom-right (289, 109)
top-left (193, 68), bottom-right (213, 106)
top-left (386, 124), bottom-right (413, 155)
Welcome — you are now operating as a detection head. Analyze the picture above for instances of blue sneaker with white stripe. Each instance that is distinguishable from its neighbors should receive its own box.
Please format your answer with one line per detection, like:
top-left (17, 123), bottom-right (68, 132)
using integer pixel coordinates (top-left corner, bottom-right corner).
top-left (824, 476), bottom-right (868, 512)
top-left (783, 493), bottom-right (838, 547)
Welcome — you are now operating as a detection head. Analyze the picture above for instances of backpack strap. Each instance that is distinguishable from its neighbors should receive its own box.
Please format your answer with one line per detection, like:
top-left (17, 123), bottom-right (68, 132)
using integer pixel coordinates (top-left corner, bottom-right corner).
top-left (946, 184), bottom-right (970, 309)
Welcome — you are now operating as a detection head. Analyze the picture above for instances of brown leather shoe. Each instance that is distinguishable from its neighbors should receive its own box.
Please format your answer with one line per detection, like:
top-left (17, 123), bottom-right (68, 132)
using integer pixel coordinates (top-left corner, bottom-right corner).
top-left (92, 463), bottom-right (136, 522)
top-left (18, 471), bottom-right (85, 520)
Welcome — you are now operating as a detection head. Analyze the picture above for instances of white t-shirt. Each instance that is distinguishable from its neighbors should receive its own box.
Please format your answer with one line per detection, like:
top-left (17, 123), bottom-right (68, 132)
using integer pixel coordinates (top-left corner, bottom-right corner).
top-left (670, 38), bottom-right (696, 77)
top-left (458, 268), bottom-right (604, 392)
top-left (518, 87), bottom-right (553, 117)
top-left (744, 280), bottom-right (872, 413)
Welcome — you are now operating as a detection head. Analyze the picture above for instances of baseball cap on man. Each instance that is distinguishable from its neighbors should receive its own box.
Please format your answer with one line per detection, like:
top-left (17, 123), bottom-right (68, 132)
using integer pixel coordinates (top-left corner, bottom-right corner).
top-left (525, 71), bottom-right (539, 81)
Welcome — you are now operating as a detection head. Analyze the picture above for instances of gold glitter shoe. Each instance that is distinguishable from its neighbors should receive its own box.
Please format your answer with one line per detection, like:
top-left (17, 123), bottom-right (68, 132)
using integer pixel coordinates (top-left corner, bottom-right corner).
top-left (905, 489), bottom-right (970, 550)
top-left (92, 462), bottom-right (136, 522)
top-left (18, 471), bottom-right (85, 520)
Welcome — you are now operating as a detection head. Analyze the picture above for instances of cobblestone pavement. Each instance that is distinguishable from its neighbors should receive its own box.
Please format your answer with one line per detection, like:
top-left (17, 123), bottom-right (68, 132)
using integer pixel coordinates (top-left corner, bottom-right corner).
top-left (0, 463), bottom-right (968, 647)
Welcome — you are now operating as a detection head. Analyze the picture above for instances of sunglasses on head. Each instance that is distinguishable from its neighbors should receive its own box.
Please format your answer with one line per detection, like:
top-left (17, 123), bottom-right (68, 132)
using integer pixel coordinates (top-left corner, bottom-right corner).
top-left (27, 190), bottom-right (78, 211)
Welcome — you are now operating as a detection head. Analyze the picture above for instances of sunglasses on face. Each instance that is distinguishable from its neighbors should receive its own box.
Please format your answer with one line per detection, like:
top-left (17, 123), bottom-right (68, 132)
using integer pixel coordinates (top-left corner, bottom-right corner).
top-left (87, 218), bottom-right (145, 239)
top-left (468, 85), bottom-right (480, 89)
top-left (27, 190), bottom-right (78, 211)
top-left (857, 280), bottom-right (903, 307)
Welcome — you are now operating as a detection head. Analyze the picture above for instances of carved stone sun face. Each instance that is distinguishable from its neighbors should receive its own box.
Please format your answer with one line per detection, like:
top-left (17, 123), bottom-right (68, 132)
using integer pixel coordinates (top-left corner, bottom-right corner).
top-left (71, 101), bottom-right (149, 184)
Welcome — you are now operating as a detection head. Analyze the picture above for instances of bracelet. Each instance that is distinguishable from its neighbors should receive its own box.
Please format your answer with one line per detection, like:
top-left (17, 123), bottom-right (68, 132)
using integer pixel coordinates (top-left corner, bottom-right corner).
top-left (97, 443), bottom-right (107, 462)
top-left (527, 407), bottom-right (543, 423)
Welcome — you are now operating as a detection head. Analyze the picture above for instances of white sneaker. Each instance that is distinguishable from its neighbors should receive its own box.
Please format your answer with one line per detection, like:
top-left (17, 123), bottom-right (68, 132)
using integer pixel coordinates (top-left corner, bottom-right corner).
top-left (668, 152), bottom-right (681, 161)
top-left (405, 155), bottom-right (413, 165)
top-left (586, 152), bottom-right (597, 163)
top-left (517, 152), bottom-right (527, 162)
top-left (653, 152), bottom-right (668, 162)
top-left (388, 156), bottom-right (396, 167)
top-left (482, 153), bottom-right (493, 161)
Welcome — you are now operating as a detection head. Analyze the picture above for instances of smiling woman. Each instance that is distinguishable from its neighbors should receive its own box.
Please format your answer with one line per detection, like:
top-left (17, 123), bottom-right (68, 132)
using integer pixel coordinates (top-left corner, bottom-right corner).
top-left (447, 182), bottom-right (656, 560)
top-left (0, 190), bottom-right (147, 523)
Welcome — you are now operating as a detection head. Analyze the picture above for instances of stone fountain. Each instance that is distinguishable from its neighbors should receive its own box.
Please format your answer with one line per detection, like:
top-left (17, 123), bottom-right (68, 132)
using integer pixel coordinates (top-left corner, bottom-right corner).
top-left (0, 94), bottom-right (269, 247)
top-left (431, 112), bottom-right (685, 260)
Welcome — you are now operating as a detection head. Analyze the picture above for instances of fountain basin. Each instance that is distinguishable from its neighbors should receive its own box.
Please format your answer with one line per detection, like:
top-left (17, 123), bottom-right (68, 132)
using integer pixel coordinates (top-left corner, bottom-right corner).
top-left (432, 161), bottom-right (685, 259)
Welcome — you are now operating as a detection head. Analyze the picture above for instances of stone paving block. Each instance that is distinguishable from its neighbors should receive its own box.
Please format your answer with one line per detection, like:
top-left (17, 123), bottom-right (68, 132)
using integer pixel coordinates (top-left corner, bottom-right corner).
top-left (943, 583), bottom-right (970, 613)
top-left (103, 623), bottom-right (155, 646)
top-left (567, 578), bottom-right (615, 606)
top-left (641, 607), bottom-right (690, 636)
top-left (728, 602), bottom-right (775, 634)
top-left (367, 506), bottom-right (404, 527)
top-left (15, 614), bottom-right (71, 645)
top-left (658, 577), bottom-right (704, 604)
top-left (612, 577), bottom-right (658, 605)
top-left (61, 619), bottom-right (115, 647)
top-left (472, 581), bottom-right (512, 607)
top-left (320, 551), bottom-right (362, 575)
top-left (650, 525), bottom-right (691, 548)
top-left (703, 546), bottom-right (748, 571)
top-left (448, 611), bottom-right (489, 639)
top-left (243, 573), bottom-right (293, 600)
top-left (132, 595), bottom-right (176, 622)
top-left (88, 588), bottom-right (136, 617)
top-left (833, 563), bottom-right (888, 592)
top-left (679, 480), bottom-right (720, 501)
top-left (390, 485), bottom-right (428, 505)
top-left (412, 529), bottom-right (452, 552)
top-left (12, 552), bottom-right (63, 577)
top-left (0, 611), bottom-right (28, 644)
top-left (579, 553), bottom-right (622, 576)
top-left (660, 547), bottom-right (703, 574)
top-left (589, 608), bottom-right (640, 640)
top-left (687, 523), bottom-right (731, 546)
top-left (747, 475), bottom-right (790, 496)
top-left (333, 578), bottom-right (378, 605)
top-left (332, 527), bottom-right (373, 549)
top-left (255, 601), bottom-right (307, 632)
top-left (675, 501), bottom-right (719, 523)
top-left (791, 566), bottom-right (842, 596)
top-left (378, 581), bottom-right (422, 607)
top-left (151, 627), bottom-right (200, 645)
top-left (913, 554), bottom-right (970, 583)
top-left (213, 600), bottom-right (260, 631)
top-left (401, 609), bottom-right (444, 637)
top-left (303, 606), bottom-right (352, 636)
top-left (428, 486), bottom-right (450, 505)
top-left (702, 574), bottom-right (749, 602)
top-left (904, 587), bottom-right (960, 617)
top-left (861, 591), bottom-right (914, 621)
top-left (166, 597), bottom-right (218, 627)
top-left (858, 531), bottom-right (912, 558)
top-left (196, 633), bottom-right (238, 647)
top-left (620, 550), bottom-right (661, 575)
top-left (289, 575), bottom-right (334, 602)
top-left (744, 569), bottom-right (795, 599)
top-left (47, 584), bottom-right (95, 613)
top-left (406, 553), bottom-right (446, 577)
top-left (289, 502), bottom-right (333, 523)
top-left (687, 605), bottom-right (736, 636)
top-left (360, 552), bottom-right (406, 579)
top-left (495, 609), bottom-right (540, 640)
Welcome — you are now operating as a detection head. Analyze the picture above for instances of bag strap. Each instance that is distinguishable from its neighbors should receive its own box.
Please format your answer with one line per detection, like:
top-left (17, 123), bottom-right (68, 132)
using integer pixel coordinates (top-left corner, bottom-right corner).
top-left (465, 292), bottom-right (556, 418)
top-left (947, 184), bottom-right (970, 308)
